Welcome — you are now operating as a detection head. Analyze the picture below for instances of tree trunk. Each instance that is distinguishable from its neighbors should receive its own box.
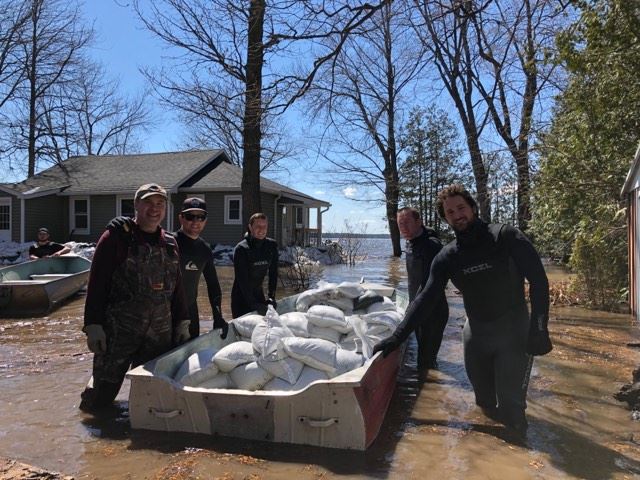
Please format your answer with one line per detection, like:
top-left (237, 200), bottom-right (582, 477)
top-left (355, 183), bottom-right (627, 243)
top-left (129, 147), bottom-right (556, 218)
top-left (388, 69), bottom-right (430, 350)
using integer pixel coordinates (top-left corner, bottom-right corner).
top-left (27, 0), bottom-right (38, 178)
top-left (241, 0), bottom-right (265, 226)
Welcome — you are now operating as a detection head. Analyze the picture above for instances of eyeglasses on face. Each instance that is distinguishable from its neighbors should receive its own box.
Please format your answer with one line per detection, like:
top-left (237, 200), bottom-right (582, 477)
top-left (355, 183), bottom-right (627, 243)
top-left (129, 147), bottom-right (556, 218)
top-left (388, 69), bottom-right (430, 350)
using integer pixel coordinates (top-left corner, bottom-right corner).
top-left (183, 212), bottom-right (207, 221)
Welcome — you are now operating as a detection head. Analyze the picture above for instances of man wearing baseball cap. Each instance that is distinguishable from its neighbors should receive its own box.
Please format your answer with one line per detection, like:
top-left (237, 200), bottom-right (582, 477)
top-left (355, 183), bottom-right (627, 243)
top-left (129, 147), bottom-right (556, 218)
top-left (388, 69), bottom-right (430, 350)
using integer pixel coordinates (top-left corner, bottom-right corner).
top-left (175, 197), bottom-right (228, 339)
top-left (28, 227), bottom-right (71, 259)
top-left (80, 183), bottom-right (190, 413)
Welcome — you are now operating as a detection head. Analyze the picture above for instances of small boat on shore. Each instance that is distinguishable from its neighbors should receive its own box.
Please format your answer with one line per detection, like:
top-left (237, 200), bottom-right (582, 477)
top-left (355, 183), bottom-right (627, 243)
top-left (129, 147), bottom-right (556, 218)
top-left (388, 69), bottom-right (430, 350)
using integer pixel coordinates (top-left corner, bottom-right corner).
top-left (0, 256), bottom-right (91, 317)
top-left (127, 283), bottom-right (408, 450)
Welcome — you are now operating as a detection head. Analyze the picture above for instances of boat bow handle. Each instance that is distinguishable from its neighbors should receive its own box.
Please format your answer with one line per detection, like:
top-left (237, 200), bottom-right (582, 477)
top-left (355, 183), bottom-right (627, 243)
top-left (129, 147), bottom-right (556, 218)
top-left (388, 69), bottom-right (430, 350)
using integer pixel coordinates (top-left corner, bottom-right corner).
top-left (298, 416), bottom-right (338, 428)
top-left (149, 407), bottom-right (182, 418)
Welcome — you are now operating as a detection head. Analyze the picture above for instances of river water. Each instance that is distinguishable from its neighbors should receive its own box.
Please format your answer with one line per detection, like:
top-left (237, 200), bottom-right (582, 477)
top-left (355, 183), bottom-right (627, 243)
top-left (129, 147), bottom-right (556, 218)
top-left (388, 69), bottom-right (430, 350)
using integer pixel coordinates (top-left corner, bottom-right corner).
top-left (1, 239), bottom-right (640, 479)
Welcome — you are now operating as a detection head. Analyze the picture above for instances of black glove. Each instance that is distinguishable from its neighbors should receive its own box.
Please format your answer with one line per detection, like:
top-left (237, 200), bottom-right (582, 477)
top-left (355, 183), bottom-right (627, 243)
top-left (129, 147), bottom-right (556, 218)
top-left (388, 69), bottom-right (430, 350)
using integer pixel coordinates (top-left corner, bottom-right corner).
top-left (527, 313), bottom-right (552, 356)
top-left (527, 329), bottom-right (552, 356)
top-left (267, 297), bottom-right (277, 310)
top-left (213, 316), bottom-right (229, 340)
top-left (106, 216), bottom-right (134, 236)
top-left (372, 334), bottom-right (401, 358)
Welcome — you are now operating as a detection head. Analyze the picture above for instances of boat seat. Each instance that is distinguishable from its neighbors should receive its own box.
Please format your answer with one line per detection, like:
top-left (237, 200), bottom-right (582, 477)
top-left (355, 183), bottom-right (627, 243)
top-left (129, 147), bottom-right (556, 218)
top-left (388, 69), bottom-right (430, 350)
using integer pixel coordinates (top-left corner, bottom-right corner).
top-left (29, 274), bottom-right (73, 281)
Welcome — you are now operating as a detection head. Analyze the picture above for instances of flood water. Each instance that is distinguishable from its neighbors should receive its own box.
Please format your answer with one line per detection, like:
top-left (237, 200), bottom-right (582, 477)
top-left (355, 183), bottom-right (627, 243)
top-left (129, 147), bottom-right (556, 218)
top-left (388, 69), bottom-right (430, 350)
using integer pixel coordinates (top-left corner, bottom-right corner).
top-left (1, 245), bottom-right (640, 479)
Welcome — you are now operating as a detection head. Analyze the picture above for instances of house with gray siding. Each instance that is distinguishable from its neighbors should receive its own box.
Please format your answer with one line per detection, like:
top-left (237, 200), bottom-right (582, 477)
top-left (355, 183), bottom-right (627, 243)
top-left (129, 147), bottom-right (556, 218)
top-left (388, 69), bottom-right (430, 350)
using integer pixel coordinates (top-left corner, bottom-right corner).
top-left (0, 150), bottom-right (331, 248)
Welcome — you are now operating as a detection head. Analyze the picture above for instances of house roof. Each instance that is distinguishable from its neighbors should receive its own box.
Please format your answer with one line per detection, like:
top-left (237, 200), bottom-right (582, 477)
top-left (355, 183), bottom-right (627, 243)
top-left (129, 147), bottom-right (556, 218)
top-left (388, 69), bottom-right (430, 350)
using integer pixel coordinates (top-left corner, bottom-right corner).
top-left (187, 161), bottom-right (330, 206)
top-left (621, 142), bottom-right (640, 196)
top-left (1, 149), bottom-right (331, 207)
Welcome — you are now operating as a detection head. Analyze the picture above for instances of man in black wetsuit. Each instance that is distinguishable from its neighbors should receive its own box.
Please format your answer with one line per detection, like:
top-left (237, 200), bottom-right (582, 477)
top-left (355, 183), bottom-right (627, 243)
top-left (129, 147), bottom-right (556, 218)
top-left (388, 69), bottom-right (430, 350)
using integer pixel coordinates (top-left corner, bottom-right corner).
top-left (375, 184), bottom-right (552, 434)
top-left (397, 207), bottom-right (449, 371)
top-left (231, 212), bottom-right (278, 318)
top-left (175, 198), bottom-right (228, 339)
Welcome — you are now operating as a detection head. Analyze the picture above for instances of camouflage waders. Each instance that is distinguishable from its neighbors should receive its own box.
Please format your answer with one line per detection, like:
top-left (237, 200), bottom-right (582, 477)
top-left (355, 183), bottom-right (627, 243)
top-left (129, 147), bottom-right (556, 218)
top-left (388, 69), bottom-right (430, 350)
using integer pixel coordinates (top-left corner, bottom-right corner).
top-left (81, 238), bottom-right (179, 409)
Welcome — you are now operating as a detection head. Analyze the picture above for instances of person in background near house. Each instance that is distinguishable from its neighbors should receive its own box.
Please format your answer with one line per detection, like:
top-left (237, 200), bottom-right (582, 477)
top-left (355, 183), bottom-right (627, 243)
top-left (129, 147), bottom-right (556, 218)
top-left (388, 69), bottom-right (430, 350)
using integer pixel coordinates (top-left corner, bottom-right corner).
top-left (231, 212), bottom-right (279, 318)
top-left (80, 183), bottom-right (190, 413)
top-left (28, 227), bottom-right (71, 259)
top-left (107, 197), bottom-right (228, 340)
top-left (374, 184), bottom-right (551, 435)
top-left (397, 207), bottom-right (449, 372)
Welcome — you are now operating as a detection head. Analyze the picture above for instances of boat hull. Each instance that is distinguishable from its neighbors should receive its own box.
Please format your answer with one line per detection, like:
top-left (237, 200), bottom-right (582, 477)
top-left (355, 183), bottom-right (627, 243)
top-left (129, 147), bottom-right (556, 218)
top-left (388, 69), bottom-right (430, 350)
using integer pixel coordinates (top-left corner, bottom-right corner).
top-left (126, 283), bottom-right (408, 450)
top-left (0, 256), bottom-right (91, 317)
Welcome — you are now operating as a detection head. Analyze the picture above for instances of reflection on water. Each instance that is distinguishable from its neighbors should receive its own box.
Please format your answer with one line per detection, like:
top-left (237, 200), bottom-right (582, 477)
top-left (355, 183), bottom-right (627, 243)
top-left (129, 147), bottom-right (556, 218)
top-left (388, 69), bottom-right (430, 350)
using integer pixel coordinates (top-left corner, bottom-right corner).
top-left (1, 256), bottom-right (640, 479)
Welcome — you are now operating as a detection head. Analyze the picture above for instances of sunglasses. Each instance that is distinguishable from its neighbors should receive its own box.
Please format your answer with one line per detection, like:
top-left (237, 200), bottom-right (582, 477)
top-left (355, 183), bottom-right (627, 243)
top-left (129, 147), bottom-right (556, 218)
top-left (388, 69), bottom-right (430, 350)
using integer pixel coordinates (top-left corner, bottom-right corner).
top-left (183, 212), bottom-right (207, 221)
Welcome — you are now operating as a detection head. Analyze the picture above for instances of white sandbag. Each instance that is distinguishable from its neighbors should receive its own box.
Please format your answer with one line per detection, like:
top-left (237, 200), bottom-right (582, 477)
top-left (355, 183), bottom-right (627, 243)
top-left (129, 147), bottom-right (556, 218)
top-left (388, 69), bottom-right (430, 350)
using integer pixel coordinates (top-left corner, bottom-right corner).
top-left (257, 356), bottom-right (305, 385)
top-left (213, 341), bottom-right (257, 372)
top-left (324, 296), bottom-right (355, 315)
top-left (174, 347), bottom-right (219, 386)
top-left (263, 366), bottom-right (329, 392)
top-left (338, 336), bottom-right (363, 353)
top-left (195, 373), bottom-right (231, 389)
top-left (329, 349), bottom-right (364, 378)
top-left (336, 281), bottom-right (365, 299)
top-left (366, 296), bottom-right (397, 313)
top-left (363, 310), bottom-right (404, 329)
top-left (365, 323), bottom-right (392, 336)
top-left (350, 314), bottom-right (374, 359)
top-left (282, 337), bottom-right (337, 373)
top-left (279, 311), bottom-right (310, 337)
top-left (308, 324), bottom-right (343, 344)
top-left (231, 314), bottom-right (264, 338)
top-left (307, 305), bottom-right (348, 330)
top-left (295, 282), bottom-right (338, 312)
top-left (229, 361), bottom-right (274, 391)
top-left (251, 306), bottom-right (293, 361)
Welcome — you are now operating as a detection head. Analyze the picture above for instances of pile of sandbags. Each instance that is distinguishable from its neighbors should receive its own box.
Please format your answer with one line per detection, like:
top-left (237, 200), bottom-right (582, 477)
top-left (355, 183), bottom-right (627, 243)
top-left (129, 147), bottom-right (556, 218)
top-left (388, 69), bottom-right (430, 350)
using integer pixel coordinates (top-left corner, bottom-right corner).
top-left (173, 282), bottom-right (404, 392)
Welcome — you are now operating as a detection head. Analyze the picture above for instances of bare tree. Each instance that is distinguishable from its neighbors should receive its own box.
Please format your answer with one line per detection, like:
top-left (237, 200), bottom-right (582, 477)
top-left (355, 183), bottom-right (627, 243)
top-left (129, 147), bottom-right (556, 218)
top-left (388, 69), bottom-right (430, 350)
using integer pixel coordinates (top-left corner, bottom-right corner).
top-left (411, 0), bottom-right (493, 221)
top-left (0, 0), bottom-right (29, 113)
top-left (306, 0), bottom-right (426, 257)
top-left (3, 0), bottom-right (93, 176)
top-left (466, 0), bottom-right (567, 231)
top-left (39, 61), bottom-right (152, 161)
top-left (133, 0), bottom-right (388, 226)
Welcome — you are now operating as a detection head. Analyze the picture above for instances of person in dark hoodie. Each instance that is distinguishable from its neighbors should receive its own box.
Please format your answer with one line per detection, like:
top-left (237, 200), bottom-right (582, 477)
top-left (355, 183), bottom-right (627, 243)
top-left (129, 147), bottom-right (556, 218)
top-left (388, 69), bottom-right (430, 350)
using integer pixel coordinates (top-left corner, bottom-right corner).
top-left (397, 207), bottom-right (449, 371)
top-left (375, 184), bottom-right (552, 435)
top-left (231, 212), bottom-right (278, 318)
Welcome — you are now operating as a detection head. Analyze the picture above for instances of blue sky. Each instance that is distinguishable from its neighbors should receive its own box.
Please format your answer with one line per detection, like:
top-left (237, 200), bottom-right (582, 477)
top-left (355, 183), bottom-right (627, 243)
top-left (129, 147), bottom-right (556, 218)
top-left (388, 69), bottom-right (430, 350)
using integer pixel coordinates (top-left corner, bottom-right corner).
top-left (82, 1), bottom-right (390, 234)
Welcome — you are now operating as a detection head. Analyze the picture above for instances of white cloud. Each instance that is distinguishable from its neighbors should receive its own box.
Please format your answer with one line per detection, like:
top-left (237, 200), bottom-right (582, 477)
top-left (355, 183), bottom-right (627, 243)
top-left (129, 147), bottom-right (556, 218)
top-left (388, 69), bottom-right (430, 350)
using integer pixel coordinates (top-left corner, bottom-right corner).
top-left (314, 190), bottom-right (325, 195)
top-left (342, 186), bottom-right (357, 198)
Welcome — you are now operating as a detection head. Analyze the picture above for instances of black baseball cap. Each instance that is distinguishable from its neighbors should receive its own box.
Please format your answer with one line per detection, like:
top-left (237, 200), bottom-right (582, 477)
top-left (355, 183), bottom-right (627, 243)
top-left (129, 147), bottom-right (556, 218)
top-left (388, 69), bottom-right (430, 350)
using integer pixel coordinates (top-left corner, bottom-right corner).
top-left (181, 197), bottom-right (207, 213)
top-left (37, 227), bottom-right (49, 234)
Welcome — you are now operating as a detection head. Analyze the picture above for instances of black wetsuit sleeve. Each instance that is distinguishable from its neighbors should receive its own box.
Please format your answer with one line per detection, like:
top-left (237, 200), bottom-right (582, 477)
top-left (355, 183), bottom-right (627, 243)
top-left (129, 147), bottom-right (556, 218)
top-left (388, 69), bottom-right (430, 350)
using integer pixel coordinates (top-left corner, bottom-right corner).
top-left (394, 250), bottom-right (451, 343)
top-left (203, 253), bottom-right (224, 322)
top-left (504, 226), bottom-right (550, 323)
top-left (268, 243), bottom-right (278, 298)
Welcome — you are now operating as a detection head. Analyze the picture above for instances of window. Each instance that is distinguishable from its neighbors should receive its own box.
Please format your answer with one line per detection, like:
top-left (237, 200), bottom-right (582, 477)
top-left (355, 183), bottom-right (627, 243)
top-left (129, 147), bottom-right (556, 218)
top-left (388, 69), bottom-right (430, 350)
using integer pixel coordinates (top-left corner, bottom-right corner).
top-left (0, 202), bottom-right (9, 230)
top-left (71, 197), bottom-right (90, 235)
top-left (117, 197), bottom-right (135, 218)
top-left (295, 207), bottom-right (304, 227)
top-left (225, 195), bottom-right (242, 225)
